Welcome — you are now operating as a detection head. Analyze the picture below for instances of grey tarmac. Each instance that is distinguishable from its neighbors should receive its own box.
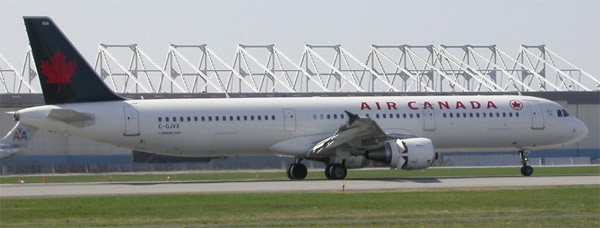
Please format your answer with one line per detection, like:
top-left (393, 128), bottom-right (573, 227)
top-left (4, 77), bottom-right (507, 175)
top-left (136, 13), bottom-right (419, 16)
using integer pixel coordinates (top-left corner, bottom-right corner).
top-left (1, 175), bottom-right (598, 198)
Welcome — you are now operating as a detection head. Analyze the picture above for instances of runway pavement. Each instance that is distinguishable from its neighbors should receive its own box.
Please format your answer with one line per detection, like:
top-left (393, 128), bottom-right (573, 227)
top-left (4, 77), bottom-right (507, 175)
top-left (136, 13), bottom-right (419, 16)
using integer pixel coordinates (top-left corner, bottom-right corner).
top-left (1, 175), bottom-right (598, 198)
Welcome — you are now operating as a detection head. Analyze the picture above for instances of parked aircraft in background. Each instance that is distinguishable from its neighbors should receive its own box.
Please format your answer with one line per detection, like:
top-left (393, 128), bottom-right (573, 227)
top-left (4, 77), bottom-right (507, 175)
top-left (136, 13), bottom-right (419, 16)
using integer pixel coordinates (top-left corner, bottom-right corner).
top-left (0, 123), bottom-right (37, 160)
top-left (3, 17), bottom-right (588, 180)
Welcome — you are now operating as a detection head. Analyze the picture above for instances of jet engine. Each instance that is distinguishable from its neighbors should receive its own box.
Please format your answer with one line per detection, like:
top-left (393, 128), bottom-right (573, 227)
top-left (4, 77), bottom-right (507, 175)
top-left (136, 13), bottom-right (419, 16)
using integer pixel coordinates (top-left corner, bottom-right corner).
top-left (365, 138), bottom-right (435, 170)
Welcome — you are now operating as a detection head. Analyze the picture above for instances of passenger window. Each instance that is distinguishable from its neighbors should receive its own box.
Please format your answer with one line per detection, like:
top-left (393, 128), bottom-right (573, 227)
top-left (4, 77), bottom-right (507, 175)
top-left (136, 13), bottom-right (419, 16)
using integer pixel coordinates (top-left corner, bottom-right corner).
top-left (173, 117), bottom-right (177, 122)
top-left (443, 113), bottom-right (447, 118)
top-left (333, 114), bottom-right (337, 119)
top-left (389, 113), bottom-right (393, 119)
top-left (366, 114), bottom-right (370, 118)
top-left (165, 117), bottom-right (169, 122)
top-left (272, 115), bottom-right (276, 120)
top-left (327, 114), bottom-right (331, 119)
top-left (449, 113), bottom-right (453, 118)
top-left (202, 116), bottom-right (205, 121)
top-left (216, 116), bottom-right (219, 121)
top-left (516, 112), bottom-right (519, 117)
top-left (496, 113), bottom-right (500, 117)
top-left (258, 115), bottom-right (261, 120)
top-left (340, 114), bottom-right (345, 119)
top-left (483, 113), bottom-right (486, 118)
top-left (194, 116), bottom-right (198, 121)
top-left (403, 113), bottom-right (406, 118)
top-left (469, 113), bottom-right (473, 118)
top-left (396, 114), bottom-right (400, 118)
top-left (476, 113), bottom-right (480, 118)
top-left (187, 117), bottom-right (191, 122)
top-left (320, 114), bottom-right (324, 120)
top-left (208, 116), bottom-right (212, 121)
top-left (237, 116), bottom-right (241, 121)
top-left (264, 115), bottom-right (268, 120)
top-left (376, 114), bottom-right (380, 119)
top-left (158, 117), bottom-right (162, 122)
top-left (180, 117), bottom-right (184, 122)
top-left (416, 113), bottom-right (420, 118)
top-left (251, 116), bottom-right (255, 121)
top-left (502, 113), bottom-right (506, 117)
top-left (509, 113), bottom-right (513, 117)
top-left (462, 113), bottom-right (466, 118)
top-left (456, 113), bottom-right (460, 118)
top-left (382, 114), bottom-right (386, 119)
top-left (244, 116), bottom-right (248, 121)
top-left (230, 116), bottom-right (234, 121)
top-left (409, 114), bottom-right (413, 118)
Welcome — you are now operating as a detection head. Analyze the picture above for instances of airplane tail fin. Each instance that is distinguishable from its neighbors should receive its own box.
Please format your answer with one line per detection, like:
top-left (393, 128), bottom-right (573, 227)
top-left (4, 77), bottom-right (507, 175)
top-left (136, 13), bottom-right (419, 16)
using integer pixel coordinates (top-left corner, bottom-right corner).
top-left (0, 123), bottom-right (38, 160)
top-left (23, 16), bottom-right (124, 105)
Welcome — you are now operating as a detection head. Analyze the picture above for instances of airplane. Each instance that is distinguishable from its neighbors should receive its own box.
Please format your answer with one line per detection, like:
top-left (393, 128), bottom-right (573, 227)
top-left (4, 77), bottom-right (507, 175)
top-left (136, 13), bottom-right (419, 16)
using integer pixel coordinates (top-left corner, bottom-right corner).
top-left (4, 16), bottom-right (588, 180)
top-left (0, 123), bottom-right (37, 160)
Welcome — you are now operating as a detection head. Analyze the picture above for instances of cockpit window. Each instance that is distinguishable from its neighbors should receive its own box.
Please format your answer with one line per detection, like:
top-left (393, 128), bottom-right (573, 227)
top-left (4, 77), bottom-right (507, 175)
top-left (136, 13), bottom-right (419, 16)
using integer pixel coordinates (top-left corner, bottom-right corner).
top-left (557, 109), bottom-right (563, 117)
top-left (562, 109), bottom-right (570, 117)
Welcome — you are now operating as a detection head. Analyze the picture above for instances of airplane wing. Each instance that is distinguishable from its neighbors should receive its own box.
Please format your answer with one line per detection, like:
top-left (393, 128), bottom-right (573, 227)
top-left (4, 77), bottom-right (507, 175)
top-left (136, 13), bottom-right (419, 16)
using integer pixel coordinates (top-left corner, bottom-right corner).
top-left (0, 122), bottom-right (37, 160)
top-left (308, 111), bottom-right (409, 157)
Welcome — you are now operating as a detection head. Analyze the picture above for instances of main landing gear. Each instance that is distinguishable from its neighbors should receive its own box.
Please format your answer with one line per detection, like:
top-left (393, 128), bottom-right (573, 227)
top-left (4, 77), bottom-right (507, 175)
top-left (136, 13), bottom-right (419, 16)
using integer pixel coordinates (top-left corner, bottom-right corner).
top-left (519, 150), bottom-right (533, 176)
top-left (286, 161), bottom-right (307, 180)
top-left (286, 158), bottom-right (348, 180)
top-left (325, 162), bottom-right (347, 180)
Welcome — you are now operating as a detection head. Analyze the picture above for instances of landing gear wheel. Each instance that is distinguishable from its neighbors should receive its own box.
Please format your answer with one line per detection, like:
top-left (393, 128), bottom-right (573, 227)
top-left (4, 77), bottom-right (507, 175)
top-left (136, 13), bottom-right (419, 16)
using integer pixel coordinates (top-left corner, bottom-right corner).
top-left (286, 164), bottom-right (294, 179)
top-left (287, 163), bottom-right (307, 180)
top-left (329, 164), bottom-right (347, 180)
top-left (324, 164), bottom-right (333, 179)
top-left (521, 165), bottom-right (533, 176)
top-left (518, 150), bottom-right (533, 176)
top-left (291, 163), bottom-right (307, 180)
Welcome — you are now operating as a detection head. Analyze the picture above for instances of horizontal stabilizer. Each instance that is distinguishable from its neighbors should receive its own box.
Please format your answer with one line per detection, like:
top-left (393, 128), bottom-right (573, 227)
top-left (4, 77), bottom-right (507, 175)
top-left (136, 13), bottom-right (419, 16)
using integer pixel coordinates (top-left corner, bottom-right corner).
top-left (48, 109), bottom-right (94, 122)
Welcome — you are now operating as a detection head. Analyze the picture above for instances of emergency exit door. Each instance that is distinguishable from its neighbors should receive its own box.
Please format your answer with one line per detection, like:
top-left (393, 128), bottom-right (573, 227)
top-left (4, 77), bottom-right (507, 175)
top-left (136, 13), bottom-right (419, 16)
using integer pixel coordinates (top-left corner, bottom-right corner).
top-left (283, 108), bottom-right (296, 132)
top-left (422, 108), bottom-right (436, 131)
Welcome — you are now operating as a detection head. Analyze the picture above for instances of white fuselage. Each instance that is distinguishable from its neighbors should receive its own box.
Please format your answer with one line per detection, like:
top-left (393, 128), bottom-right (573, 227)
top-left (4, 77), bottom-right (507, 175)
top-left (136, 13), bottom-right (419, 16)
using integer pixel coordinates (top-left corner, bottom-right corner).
top-left (16, 95), bottom-right (588, 157)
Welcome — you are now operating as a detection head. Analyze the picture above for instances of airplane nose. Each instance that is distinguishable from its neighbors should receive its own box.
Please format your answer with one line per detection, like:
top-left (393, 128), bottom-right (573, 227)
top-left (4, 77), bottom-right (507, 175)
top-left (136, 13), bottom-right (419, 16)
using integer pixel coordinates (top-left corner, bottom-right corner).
top-left (572, 119), bottom-right (588, 141)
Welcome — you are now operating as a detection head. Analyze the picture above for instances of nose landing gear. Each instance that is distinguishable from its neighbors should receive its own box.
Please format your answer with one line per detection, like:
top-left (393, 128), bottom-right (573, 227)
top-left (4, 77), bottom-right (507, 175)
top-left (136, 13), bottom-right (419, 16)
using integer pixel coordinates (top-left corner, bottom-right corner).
top-left (519, 150), bottom-right (533, 176)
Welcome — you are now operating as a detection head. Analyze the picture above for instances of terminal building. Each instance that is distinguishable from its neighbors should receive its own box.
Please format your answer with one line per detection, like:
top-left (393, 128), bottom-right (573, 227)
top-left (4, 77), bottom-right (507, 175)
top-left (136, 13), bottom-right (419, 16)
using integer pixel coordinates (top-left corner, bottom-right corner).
top-left (1, 44), bottom-right (598, 174)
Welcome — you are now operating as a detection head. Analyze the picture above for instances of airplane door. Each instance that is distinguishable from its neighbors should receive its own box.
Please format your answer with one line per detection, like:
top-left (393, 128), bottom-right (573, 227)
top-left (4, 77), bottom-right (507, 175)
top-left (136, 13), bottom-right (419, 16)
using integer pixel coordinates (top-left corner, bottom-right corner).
top-left (283, 108), bottom-right (296, 132)
top-left (423, 108), bottom-right (436, 131)
top-left (528, 101), bottom-right (545, 130)
top-left (123, 104), bottom-right (140, 136)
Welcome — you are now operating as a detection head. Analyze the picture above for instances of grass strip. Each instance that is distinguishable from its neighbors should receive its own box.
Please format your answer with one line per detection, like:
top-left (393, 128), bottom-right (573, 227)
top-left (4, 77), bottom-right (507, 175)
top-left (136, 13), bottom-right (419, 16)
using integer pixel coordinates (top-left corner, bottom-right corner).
top-left (0, 186), bottom-right (598, 227)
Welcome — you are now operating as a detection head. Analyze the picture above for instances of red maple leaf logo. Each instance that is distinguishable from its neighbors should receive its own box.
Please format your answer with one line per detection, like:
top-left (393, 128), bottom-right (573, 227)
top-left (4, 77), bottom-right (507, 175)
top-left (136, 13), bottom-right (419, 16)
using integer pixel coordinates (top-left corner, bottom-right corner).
top-left (41, 51), bottom-right (77, 94)
top-left (510, 100), bottom-right (523, 110)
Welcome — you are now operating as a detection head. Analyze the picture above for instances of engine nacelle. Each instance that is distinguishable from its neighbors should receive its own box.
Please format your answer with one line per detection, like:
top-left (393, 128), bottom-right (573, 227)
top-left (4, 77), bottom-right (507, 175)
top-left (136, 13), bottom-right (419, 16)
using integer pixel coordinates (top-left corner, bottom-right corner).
top-left (365, 138), bottom-right (435, 170)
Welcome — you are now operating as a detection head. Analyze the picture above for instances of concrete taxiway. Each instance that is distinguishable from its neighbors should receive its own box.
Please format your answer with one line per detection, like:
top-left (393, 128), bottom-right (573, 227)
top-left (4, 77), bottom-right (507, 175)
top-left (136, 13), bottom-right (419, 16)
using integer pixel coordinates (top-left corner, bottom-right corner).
top-left (1, 175), bottom-right (598, 198)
